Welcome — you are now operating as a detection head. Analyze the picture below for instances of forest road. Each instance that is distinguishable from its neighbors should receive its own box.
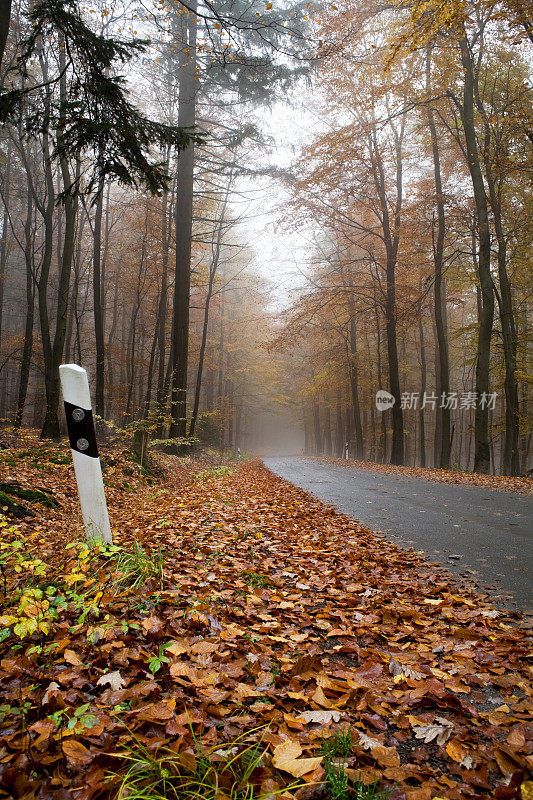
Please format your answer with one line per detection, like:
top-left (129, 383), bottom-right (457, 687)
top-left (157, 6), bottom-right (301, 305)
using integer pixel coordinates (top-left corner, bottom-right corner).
top-left (262, 456), bottom-right (533, 616)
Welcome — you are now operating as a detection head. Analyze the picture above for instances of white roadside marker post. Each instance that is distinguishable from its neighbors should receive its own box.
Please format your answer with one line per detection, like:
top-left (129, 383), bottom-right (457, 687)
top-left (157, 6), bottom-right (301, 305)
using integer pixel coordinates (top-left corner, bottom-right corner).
top-left (59, 364), bottom-right (112, 544)
top-left (345, 441), bottom-right (349, 460)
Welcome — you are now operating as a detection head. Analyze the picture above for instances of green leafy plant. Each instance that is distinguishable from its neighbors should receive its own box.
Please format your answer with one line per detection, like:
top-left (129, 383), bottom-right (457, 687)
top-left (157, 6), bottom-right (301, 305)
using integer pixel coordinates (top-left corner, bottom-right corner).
top-left (243, 571), bottom-right (271, 589)
top-left (48, 703), bottom-right (99, 733)
top-left (0, 533), bottom-right (120, 641)
top-left (147, 644), bottom-right (171, 675)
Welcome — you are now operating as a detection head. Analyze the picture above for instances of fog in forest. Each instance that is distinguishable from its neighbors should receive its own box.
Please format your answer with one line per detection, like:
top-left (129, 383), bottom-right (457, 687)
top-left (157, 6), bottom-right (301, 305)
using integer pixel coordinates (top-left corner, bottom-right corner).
top-left (0, 0), bottom-right (531, 476)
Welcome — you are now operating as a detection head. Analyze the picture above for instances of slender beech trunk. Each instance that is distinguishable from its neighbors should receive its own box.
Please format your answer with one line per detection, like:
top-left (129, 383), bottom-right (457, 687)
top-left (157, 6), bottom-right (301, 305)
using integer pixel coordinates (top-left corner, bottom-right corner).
top-left (169, 0), bottom-right (197, 441)
top-left (375, 304), bottom-right (387, 462)
top-left (474, 93), bottom-right (520, 474)
top-left (426, 50), bottom-right (451, 467)
top-left (458, 33), bottom-right (494, 473)
top-left (323, 402), bottom-right (332, 455)
top-left (369, 119), bottom-right (405, 464)
top-left (0, 0), bottom-right (12, 71)
top-left (41, 156), bottom-right (77, 438)
top-left (14, 170), bottom-right (35, 429)
top-left (143, 288), bottom-right (162, 418)
top-left (313, 402), bottom-right (323, 454)
top-left (418, 314), bottom-right (427, 468)
top-left (335, 391), bottom-right (344, 457)
top-left (92, 178), bottom-right (106, 421)
top-left (303, 410), bottom-right (310, 455)
top-left (348, 308), bottom-right (364, 458)
top-left (189, 184), bottom-right (231, 437)
top-left (106, 268), bottom-right (120, 392)
top-left (156, 165), bottom-right (171, 425)
top-left (39, 50), bottom-right (78, 438)
top-left (124, 219), bottom-right (148, 423)
top-left (0, 140), bottom-right (11, 352)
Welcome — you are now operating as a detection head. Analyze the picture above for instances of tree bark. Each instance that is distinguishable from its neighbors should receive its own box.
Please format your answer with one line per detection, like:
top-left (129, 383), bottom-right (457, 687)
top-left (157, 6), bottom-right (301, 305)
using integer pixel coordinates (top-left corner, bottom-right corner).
top-left (0, 0), bottom-right (11, 71)
top-left (189, 184), bottom-right (231, 438)
top-left (14, 167), bottom-right (35, 429)
top-left (38, 50), bottom-right (78, 439)
top-left (348, 307), bottom-right (364, 458)
top-left (0, 140), bottom-right (11, 353)
top-left (426, 51), bottom-right (451, 467)
top-left (156, 166), bottom-right (171, 425)
top-left (458, 34), bottom-right (494, 474)
top-left (169, 0), bottom-right (197, 441)
top-left (369, 120), bottom-right (405, 465)
top-left (474, 110), bottom-right (520, 475)
top-left (313, 402), bottom-right (323, 454)
top-left (418, 314), bottom-right (427, 468)
top-left (323, 401), bottom-right (332, 455)
top-left (335, 390), bottom-right (344, 457)
top-left (92, 178), bottom-right (106, 422)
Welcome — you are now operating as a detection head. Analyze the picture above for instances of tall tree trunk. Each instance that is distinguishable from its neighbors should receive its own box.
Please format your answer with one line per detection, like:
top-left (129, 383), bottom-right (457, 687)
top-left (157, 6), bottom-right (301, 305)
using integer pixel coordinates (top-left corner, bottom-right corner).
top-left (124, 219), bottom-right (148, 424)
top-left (156, 168), bottom-right (171, 422)
top-left (335, 390), bottom-right (344, 457)
top-left (41, 157), bottom-right (77, 438)
top-left (169, 0), bottom-right (197, 441)
top-left (106, 268), bottom-right (120, 393)
top-left (348, 304), bottom-right (364, 458)
top-left (418, 314), bottom-right (427, 468)
top-left (303, 409), bottom-right (310, 455)
top-left (426, 51), bottom-right (451, 467)
top-left (323, 401), bottom-right (332, 455)
top-left (375, 305), bottom-right (387, 462)
top-left (40, 51), bottom-right (78, 439)
top-left (475, 120), bottom-right (520, 475)
top-left (92, 178), bottom-right (106, 422)
top-left (0, 139), bottom-right (11, 352)
top-left (189, 184), bottom-right (231, 437)
top-left (143, 289), bottom-right (162, 418)
top-left (370, 119), bottom-right (405, 465)
top-left (458, 34), bottom-right (494, 474)
top-left (0, 0), bottom-right (11, 71)
top-left (14, 172), bottom-right (35, 429)
top-left (313, 402), bottom-right (323, 454)
top-left (385, 254), bottom-right (404, 464)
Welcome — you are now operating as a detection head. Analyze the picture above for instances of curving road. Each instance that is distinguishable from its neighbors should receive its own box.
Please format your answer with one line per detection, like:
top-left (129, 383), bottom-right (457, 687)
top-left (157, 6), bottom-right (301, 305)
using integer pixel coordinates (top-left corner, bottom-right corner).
top-left (263, 456), bottom-right (532, 616)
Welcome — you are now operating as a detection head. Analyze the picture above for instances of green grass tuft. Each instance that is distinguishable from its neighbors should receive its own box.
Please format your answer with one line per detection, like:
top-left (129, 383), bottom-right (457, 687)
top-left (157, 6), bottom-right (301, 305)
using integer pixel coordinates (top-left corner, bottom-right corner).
top-left (111, 728), bottom-right (274, 800)
top-left (111, 540), bottom-right (165, 590)
top-left (321, 731), bottom-right (391, 800)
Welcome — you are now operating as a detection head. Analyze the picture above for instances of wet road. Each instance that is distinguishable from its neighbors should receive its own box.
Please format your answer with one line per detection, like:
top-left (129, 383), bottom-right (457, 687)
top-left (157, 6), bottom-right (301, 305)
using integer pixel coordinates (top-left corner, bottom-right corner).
top-left (263, 457), bottom-right (532, 615)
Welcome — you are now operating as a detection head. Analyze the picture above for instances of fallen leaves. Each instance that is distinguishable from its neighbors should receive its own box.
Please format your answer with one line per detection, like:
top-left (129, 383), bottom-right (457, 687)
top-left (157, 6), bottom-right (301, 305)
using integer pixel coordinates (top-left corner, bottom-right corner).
top-left (0, 445), bottom-right (531, 800)
top-left (62, 739), bottom-right (94, 765)
top-left (412, 717), bottom-right (454, 745)
top-left (96, 670), bottom-right (125, 691)
top-left (313, 456), bottom-right (533, 494)
top-left (272, 740), bottom-right (322, 777)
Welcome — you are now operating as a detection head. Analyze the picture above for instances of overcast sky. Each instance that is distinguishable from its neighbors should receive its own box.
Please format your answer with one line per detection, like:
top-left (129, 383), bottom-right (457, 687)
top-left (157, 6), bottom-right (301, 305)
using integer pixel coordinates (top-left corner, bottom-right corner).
top-left (231, 87), bottom-right (326, 312)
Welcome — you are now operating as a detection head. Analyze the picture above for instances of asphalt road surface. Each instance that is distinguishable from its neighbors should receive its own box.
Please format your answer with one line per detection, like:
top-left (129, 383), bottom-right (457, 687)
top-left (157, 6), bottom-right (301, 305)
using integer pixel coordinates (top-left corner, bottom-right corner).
top-left (263, 456), bottom-right (532, 615)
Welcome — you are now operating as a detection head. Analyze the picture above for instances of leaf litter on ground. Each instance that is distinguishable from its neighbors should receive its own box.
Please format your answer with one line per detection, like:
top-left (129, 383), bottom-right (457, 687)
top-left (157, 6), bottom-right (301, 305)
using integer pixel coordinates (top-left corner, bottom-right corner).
top-left (311, 457), bottom-right (533, 495)
top-left (0, 438), bottom-right (531, 799)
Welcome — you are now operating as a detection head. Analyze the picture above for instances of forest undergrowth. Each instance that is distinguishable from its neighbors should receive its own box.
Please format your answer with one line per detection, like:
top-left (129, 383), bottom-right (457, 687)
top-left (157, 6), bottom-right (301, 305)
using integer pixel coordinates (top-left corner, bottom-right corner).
top-left (0, 438), bottom-right (531, 800)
